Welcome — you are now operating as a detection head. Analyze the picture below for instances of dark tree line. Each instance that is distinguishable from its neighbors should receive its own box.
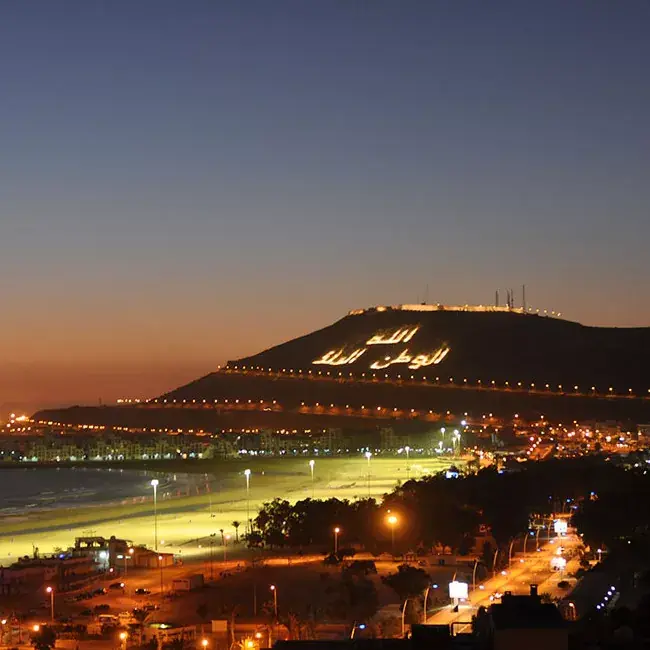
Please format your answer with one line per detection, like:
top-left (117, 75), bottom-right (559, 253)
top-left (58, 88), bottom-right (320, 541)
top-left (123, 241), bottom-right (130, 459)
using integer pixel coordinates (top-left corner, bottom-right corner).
top-left (249, 457), bottom-right (650, 559)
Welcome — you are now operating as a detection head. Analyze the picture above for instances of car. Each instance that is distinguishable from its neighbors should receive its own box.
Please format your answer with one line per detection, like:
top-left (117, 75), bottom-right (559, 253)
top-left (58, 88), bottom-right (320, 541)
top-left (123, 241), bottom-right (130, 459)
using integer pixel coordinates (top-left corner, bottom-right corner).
top-left (108, 582), bottom-right (125, 590)
top-left (80, 609), bottom-right (93, 617)
top-left (93, 588), bottom-right (107, 596)
top-left (143, 604), bottom-right (159, 612)
top-left (93, 604), bottom-right (111, 614)
top-left (134, 588), bottom-right (151, 595)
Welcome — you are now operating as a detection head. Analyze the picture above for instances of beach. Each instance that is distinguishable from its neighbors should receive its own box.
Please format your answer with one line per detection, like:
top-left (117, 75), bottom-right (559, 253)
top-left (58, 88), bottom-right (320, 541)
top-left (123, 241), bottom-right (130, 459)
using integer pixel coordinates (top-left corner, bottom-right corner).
top-left (0, 456), bottom-right (459, 564)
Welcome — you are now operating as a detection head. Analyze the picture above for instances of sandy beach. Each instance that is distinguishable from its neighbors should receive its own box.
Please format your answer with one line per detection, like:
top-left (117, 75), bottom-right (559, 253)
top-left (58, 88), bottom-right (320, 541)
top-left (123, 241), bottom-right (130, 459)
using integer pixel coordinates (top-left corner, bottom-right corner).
top-left (0, 456), bottom-right (459, 564)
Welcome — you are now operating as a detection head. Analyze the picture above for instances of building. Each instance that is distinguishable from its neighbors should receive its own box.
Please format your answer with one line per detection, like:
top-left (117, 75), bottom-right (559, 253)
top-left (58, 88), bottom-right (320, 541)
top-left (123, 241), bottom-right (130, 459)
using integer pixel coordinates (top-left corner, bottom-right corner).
top-left (486, 586), bottom-right (567, 650)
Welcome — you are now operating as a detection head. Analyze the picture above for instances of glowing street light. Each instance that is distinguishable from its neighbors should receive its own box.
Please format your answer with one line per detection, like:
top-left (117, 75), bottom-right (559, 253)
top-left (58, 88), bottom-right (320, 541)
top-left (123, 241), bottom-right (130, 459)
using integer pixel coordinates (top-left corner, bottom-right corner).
top-left (244, 469), bottom-right (252, 533)
top-left (201, 639), bottom-right (209, 649)
top-left (405, 446), bottom-right (411, 480)
top-left (309, 460), bottom-right (315, 498)
top-left (150, 479), bottom-right (159, 550)
top-left (387, 514), bottom-right (398, 554)
top-left (270, 584), bottom-right (278, 618)
top-left (334, 527), bottom-right (341, 555)
top-left (45, 586), bottom-right (54, 622)
top-left (365, 451), bottom-right (372, 497)
top-left (158, 555), bottom-right (164, 594)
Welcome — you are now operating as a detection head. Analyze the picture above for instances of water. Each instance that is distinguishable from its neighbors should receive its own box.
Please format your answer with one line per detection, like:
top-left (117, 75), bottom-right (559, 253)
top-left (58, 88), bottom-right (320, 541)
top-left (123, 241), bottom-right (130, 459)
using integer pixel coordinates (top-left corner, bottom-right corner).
top-left (0, 467), bottom-right (182, 514)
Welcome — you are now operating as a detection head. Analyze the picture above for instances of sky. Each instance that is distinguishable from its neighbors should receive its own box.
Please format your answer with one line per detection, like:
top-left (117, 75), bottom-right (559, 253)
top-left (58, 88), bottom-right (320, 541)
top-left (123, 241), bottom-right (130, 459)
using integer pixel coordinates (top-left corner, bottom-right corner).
top-left (1, 1), bottom-right (650, 411)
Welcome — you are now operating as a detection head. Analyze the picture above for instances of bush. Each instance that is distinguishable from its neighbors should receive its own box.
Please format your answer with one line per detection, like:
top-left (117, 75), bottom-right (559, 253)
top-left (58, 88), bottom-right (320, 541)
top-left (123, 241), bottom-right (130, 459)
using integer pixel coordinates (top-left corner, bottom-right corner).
top-left (557, 580), bottom-right (570, 589)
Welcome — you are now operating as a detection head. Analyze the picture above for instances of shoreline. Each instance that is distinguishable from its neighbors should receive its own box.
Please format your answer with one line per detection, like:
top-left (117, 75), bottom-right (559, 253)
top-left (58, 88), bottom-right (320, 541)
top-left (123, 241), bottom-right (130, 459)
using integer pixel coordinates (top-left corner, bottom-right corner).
top-left (0, 457), bottom-right (460, 564)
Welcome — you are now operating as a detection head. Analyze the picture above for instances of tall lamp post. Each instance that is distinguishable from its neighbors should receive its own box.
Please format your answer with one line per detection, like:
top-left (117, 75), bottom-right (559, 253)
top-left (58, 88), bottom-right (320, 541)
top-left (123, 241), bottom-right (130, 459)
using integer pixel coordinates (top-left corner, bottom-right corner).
top-left (334, 527), bottom-right (340, 555)
top-left (45, 586), bottom-right (54, 622)
top-left (244, 469), bottom-right (251, 533)
top-left (269, 584), bottom-right (279, 647)
top-left (422, 585), bottom-right (435, 623)
top-left (309, 460), bottom-right (315, 498)
top-left (270, 584), bottom-right (278, 618)
top-left (158, 555), bottom-right (164, 594)
top-left (401, 598), bottom-right (409, 637)
top-left (387, 514), bottom-right (398, 555)
top-left (365, 451), bottom-right (372, 497)
top-left (122, 547), bottom-right (134, 577)
top-left (150, 479), bottom-right (159, 550)
top-left (405, 446), bottom-right (411, 481)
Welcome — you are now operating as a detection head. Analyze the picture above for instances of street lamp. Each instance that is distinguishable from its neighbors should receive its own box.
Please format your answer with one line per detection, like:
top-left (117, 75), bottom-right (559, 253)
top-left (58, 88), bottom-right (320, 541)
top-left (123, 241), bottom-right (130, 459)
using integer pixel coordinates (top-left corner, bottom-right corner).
top-left (401, 598), bottom-right (409, 637)
top-left (45, 586), bottom-right (54, 622)
top-left (334, 527), bottom-right (340, 555)
top-left (365, 451), bottom-right (372, 497)
top-left (119, 631), bottom-right (128, 648)
top-left (270, 584), bottom-right (278, 618)
top-left (472, 559), bottom-right (480, 591)
top-left (150, 479), bottom-right (159, 550)
top-left (128, 547), bottom-right (134, 573)
top-left (387, 514), bottom-right (398, 554)
top-left (244, 469), bottom-right (251, 533)
top-left (309, 460), bottom-right (315, 498)
top-left (508, 538), bottom-right (517, 567)
top-left (158, 555), bottom-right (164, 594)
top-left (201, 639), bottom-right (208, 649)
top-left (405, 446), bottom-right (410, 481)
top-left (422, 584), bottom-right (438, 623)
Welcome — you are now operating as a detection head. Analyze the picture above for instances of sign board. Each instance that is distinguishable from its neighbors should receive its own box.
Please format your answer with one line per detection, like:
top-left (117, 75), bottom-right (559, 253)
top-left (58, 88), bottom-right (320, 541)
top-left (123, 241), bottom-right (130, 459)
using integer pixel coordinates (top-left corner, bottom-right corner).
top-left (554, 519), bottom-right (568, 535)
top-left (449, 580), bottom-right (469, 599)
top-left (211, 620), bottom-right (228, 635)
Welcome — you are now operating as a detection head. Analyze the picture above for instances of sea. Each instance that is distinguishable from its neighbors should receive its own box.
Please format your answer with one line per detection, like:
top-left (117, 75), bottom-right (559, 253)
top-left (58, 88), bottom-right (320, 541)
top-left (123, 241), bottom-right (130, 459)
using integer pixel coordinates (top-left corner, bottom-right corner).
top-left (0, 467), bottom-right (200, 515)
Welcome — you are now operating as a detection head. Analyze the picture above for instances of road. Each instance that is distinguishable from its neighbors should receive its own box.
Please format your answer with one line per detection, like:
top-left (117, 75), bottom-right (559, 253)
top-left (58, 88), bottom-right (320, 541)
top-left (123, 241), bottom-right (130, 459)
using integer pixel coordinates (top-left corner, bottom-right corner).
top-left (425, 530), bottom-right (581, 633)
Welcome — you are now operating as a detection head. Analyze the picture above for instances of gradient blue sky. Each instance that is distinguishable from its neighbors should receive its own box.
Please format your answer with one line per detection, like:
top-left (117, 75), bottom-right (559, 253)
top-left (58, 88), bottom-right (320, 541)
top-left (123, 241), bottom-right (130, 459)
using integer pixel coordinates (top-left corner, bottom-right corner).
top-left (2, 1), bottom-right (649, 409)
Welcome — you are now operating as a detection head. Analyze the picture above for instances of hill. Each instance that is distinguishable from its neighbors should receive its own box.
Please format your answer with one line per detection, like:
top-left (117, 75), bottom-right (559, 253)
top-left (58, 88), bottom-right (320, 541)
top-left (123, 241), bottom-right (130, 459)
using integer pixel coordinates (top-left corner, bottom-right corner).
top-left (33, 305), bottom-right (650, 429)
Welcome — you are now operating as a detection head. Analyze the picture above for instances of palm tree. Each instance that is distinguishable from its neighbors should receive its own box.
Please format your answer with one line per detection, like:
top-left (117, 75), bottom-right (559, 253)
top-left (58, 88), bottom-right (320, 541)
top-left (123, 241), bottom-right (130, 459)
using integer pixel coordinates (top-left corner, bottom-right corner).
top-left (232, 521), bottom-right (241, 543)
top-left (132, 609), bottom-right (150, 645)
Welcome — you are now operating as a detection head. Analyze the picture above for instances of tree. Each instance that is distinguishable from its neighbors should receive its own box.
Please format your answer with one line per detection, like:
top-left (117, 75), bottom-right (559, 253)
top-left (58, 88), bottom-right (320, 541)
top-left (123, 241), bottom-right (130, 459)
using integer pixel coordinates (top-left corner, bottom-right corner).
top-left (132, 609), bottom-right (150, 645)
top-left (344, 560), bottom-right (377, 577)
top-left (232, 521), bottom-right (241, 543)
top-left (326, 574), bottom-right (378, 624)
top-left (31, 626), bottom-right (56, 650)
top-left (244, 531), bottom-right (264, 549)
top-left (254, 499), bottom-right (293, 548)
top-left (382, 564), bottom-right (430, 601)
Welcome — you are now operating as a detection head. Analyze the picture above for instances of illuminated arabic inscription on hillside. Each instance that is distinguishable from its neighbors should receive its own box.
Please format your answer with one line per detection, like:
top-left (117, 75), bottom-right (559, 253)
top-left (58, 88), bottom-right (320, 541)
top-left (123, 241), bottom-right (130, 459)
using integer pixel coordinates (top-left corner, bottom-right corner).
top-left (313, 348), bottom-right (367, 366)
top-left (366, 326), bottom-right (419, 345)
top-left (370, 345), bottom-right (451, 370)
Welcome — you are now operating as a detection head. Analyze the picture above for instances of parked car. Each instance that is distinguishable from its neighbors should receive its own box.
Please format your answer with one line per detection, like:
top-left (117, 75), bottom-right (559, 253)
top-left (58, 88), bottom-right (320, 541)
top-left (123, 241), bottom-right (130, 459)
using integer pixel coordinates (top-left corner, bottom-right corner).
top-left (80, 609), bottom-right (93, 617)
top-left (93, 588), bottom-right (107, 596)
top-left (134, 588), bottom-right (151, 595)
top-left (108, 582), bottom-right (125, 590)
top-left (93, 604), bottom-right (111, 614)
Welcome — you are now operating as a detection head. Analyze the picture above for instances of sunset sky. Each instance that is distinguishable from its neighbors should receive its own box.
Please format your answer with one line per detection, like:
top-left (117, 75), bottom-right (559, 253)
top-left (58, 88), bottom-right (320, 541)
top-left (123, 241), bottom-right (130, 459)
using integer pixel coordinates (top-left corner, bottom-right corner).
top-left (2, 1), bottom-right (650, 411)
